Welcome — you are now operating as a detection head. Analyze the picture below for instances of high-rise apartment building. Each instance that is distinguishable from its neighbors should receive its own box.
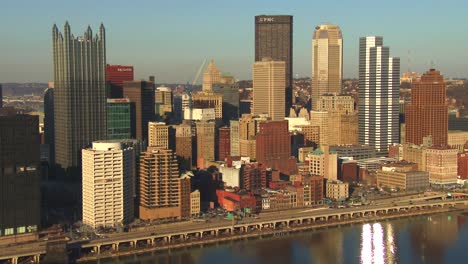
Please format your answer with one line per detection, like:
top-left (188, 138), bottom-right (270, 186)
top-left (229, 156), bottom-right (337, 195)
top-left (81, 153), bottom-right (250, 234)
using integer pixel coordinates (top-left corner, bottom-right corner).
top-left (148, 122), bottom-right (168, 148)
top-left (107, 98), bottom-right (132, 140)
top-left (52, 23), bottom-right (107, 171)
top-left (139, 148), bottom-right (181, 220)
top-left (358, 36), bottom-right (400, 156)
top-left (255, 15), bottom-right (293, 115)
top-left (123, 80), bottom-right (155, 142)
top-left (312, 24), bottom-right (343, 110)
top-left (218, 127), bottom-right (230, 161)
top-left (196, 121), bottom-right (215, 168)
top-left (406, 69), bottom-right (448, 146)
top-left (253, 58), bottom-right (286, 121)
top-left (175, 124), bottom-right (192, 171)
top-left (106, 64), bottom-right (134, 98)
top-left (0, 114), bottom-right (41, 241)
top-left (82, 141), bottom-right (134, 228)
top-left (202, 60), bottom-right (221, 92)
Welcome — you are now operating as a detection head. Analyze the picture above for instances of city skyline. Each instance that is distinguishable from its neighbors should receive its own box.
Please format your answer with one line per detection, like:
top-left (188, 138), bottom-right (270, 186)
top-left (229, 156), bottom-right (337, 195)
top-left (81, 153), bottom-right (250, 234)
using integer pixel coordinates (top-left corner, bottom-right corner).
top-left (2, 0), bottom-right (468, 83)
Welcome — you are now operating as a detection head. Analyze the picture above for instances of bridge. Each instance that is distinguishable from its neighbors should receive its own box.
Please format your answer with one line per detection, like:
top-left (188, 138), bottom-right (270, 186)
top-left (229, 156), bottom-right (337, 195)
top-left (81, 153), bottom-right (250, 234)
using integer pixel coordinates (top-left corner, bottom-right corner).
top-left (1, 199), bottom-right (467, 263)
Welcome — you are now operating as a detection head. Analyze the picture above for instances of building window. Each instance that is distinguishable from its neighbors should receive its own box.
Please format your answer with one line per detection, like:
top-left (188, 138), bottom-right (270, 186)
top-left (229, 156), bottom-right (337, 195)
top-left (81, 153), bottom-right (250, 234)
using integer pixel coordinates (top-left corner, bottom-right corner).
top-left (5, 228), bottom-right (14, 236)
top-left (17, 226), bottom-right (26, 234)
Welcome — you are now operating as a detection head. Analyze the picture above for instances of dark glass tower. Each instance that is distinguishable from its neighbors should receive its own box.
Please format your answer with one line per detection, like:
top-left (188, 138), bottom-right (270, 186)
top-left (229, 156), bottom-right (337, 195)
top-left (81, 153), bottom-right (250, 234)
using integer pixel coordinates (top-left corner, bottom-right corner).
top-left (52, 22), bottom-right (107, 173)
top-left (44, 88), bottom-right (55, 164)
top-left (0, 113), bottom-right (41, 239)
top-left (255, 15), bottom-right (293, 116)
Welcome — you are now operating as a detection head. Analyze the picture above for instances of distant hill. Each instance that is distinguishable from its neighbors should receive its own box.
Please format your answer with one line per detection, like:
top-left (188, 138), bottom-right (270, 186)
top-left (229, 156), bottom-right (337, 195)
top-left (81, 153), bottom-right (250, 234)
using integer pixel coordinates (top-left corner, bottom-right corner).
top-left (1, 83), bottom-right (48, 96)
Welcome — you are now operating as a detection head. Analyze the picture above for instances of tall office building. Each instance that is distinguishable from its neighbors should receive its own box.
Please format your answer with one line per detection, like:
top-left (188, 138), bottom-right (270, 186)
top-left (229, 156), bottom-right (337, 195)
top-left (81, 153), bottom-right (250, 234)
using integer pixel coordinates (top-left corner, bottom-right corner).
top-left (139, 148), bottom-right (181, 220)
top-left (123, 80), bottom-right (155, 142)
top-left (255, 15), bottom-right (293, 115)
top-left (106, 65), bottom-right (134, 98)
top-left (0, 114), bottom-right (41, 241)
top-left (107, 98), bottom-right (132, 140)
top-left (196, 121), bottom-right (215, 168)
top-left (202, 60), bottom-right (221, 92)
top-left (192, 92), bottom-right (223, 120)
top-left (230, 120), bottom-right (240, 157)
top-left (82, 141), bottom-right (134, 228)
top-left (155, 86), bottom-right (173, 120)
top-left (148, 122), bottom-right (168, 148)
top-left (218, 127), bottom-right (230, 161)
top-left (52, 23), bottom-right (107, 171)
top-left (175, 124), bottom-right (192, 171)
top-left (213, 75), bottom-right (239, 125)
top-left (253, 58), bottom-right (286, 121)
top-left (44, 87), bottom-right (55, 164)
top-left (256, 120), bottom-right (296, 174)
top-left (406, 69), bottom-right (448, 146)
top-left (311, 24), bottom-right (343, 110)
top-left (358, 36), bottom-right (400, 156)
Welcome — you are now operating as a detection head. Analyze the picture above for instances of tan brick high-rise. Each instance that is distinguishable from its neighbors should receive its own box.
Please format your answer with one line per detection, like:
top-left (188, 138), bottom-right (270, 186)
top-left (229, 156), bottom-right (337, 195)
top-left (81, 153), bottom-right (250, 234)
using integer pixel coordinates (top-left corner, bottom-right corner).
top-left (175, 124), bottom-right (192, 171)
top-left (139, 148), bottom-right (181, 220)
top-left (148, 122), bottom-right (168, 148)
top-left (406, 69), bottom-right (448, 146)
top-left (196, 121), bottom-right (215, 168)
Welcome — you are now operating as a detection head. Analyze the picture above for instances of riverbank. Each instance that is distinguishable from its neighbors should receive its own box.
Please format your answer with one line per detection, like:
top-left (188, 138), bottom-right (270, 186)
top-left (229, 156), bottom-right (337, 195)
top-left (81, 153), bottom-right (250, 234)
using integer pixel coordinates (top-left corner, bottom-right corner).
top-left (77, 205), bottom-right (468, 263)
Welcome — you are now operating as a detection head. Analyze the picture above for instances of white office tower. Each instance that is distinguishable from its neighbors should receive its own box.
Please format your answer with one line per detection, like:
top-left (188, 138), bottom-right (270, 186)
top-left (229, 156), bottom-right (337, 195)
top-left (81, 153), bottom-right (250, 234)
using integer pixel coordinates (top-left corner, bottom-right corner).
top-left (82, 141), bottom-right (134, 229)
top-left (358, 36), bottom-right (400, 156)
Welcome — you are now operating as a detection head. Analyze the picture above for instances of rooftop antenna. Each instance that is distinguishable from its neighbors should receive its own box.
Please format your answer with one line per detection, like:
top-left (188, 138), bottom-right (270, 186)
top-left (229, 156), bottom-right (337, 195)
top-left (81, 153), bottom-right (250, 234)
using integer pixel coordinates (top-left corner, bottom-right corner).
top-left (430, 60), bottom-right (435, 70)
top-left (407, 49), bottom-right (412, 73)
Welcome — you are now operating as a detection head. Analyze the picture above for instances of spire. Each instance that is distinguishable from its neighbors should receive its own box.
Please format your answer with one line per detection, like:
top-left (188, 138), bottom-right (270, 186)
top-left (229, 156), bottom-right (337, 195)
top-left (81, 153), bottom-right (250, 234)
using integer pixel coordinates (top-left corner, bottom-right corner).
top-left (85, 25), bottom-right (92, 39)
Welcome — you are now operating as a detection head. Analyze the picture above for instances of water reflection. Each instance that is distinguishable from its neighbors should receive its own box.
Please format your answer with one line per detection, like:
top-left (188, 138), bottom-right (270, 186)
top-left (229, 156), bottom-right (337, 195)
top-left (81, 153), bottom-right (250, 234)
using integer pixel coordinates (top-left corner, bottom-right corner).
top-left (95, 212), bottom-right (467, 264)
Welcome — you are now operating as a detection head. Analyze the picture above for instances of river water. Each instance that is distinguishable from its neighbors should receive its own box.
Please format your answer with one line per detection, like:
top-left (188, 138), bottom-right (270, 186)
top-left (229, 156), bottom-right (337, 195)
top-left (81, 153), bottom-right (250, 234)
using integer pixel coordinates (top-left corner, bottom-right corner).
top-left (94, 211), bottom-right (468, 264)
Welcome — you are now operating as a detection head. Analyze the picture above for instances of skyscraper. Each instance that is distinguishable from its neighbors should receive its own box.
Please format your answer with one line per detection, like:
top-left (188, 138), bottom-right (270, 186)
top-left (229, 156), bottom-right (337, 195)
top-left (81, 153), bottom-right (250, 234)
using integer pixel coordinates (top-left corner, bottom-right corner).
top-left (123, 80), bottom-right (155, 142)
top-left (0, 113), bottom-right (41, 241)
top-left (196, 121), bottom-right (215, 168)
top-left (255, 15), bottom-right (293, 115)
top-left (82, 141), bottom-right (134, 228)
top-left (155, 86), bottom-right (173, 121)
top-left (312, 24), bottom-right (343, 110)
top-left (52, 22), bottom-right (107, 171)
top-left (406, 69), bottom-right (448, 146)
top-left (175, 124), bottom-right (193, 171)
top-left (44, 87), bottom-right (55, 164)
top-left (358, 36), bottom-right (400, 156)
top-left (202, 59), bottom-right (221, 92)
top-left (213, 75), bottom-right (239, 125)
top-left (253, 58), bottom-right (286, 121)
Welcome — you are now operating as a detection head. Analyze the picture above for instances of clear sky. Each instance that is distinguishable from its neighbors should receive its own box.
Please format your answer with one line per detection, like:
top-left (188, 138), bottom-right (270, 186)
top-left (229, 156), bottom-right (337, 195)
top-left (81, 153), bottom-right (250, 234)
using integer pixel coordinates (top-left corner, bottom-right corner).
top-left (1, 0), bottom-right (468, 83)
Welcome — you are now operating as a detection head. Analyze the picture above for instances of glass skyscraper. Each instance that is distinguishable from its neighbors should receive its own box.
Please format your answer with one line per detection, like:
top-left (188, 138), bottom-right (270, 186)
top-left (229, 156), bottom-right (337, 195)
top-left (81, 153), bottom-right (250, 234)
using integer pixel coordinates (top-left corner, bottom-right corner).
top-left (107, 99), bottom-right (132, 140)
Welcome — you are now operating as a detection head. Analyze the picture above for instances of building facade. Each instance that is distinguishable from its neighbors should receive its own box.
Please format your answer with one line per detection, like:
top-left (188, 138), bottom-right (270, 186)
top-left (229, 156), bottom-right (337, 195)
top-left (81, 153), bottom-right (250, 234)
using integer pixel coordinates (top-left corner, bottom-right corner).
top-left (230, 120), bottom-right (240, 157)
top-left (0, 114), bottom-right (41, 241)
top-left (218, 127), bottom-right (231, 161)
top-left (175, 124), bottom-right (192, 171)
top-left (316, 94), bottom-right (354, 113)
top-left (255, 15), bottom-right (293, 115)
top-left (376, 162), bottom-right (429, 191)
top-left (106, 64), bottom-right (134, 98)
top-left (253, 58), bottom-right (286, 121)
top-left (148, 122), bottom-right (168, 148)
top-left (52, 23), bottom-right (107, 171)
top-left (358, 36), bottom-right (400, 156)
top-left (139, 148), bottom-right (181, 220)
top-left (312, 24), bottom-right (343, 110)
top-left (44, 88), bottom-right (55, 164)
top-left (406, 69), bottom-right (448, 146)
top-left (196, 121), bottom-right (215, 168)
top-left (107, 98), bottom-right (132, 140)
top-left (325, 180), bottom-right (349, 200)
top-left (425, 147), bottom-right (458, 186)
top-left (82, 141), bottom-right (134, 228)
top-left (123, 81), bottom-right (155, 142)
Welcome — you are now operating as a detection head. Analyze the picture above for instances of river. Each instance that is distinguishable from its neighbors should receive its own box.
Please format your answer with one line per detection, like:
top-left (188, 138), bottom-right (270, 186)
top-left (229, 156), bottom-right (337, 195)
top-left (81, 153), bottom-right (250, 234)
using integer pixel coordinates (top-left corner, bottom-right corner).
top-left (92, 211), bottom-right (468, 264)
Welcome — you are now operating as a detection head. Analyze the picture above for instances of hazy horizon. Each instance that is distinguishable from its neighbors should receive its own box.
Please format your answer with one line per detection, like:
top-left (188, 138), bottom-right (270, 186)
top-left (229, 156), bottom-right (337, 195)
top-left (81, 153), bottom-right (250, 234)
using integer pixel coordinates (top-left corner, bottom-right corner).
top-left (2, 0), bottom-right (468, 83)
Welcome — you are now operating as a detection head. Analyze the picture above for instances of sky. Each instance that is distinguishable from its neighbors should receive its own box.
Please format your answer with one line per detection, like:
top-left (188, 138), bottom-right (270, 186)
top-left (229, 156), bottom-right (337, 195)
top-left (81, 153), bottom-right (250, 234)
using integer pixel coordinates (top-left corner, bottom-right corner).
top-left (1, 0), bottom-right (468, 83)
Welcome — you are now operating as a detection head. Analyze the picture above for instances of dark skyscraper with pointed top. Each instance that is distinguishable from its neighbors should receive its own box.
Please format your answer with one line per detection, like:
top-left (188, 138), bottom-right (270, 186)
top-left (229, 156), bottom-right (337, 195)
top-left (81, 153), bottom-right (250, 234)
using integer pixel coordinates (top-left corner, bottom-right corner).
top-left (52, 22), bottom-right (107, 173)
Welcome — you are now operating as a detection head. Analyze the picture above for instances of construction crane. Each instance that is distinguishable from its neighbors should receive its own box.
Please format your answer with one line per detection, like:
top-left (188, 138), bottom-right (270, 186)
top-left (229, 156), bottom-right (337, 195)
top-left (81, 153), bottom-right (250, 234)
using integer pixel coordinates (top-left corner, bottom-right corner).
top-left (187, 59), bottom-right (207, 134)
